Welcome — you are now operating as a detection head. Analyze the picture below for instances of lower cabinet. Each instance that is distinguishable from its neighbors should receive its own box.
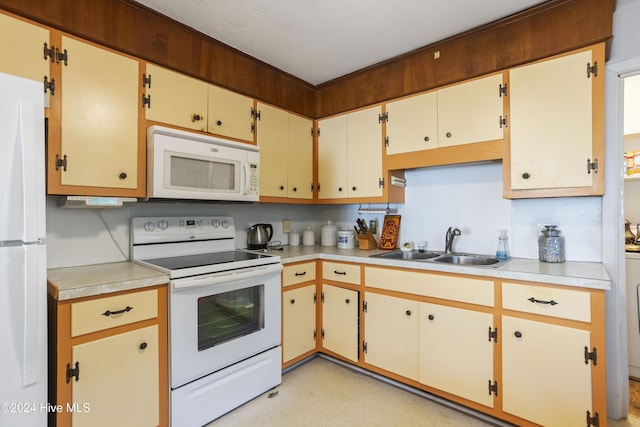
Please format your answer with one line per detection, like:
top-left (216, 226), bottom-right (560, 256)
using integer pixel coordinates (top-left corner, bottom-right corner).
top-left (501, 316), bottom-right (593, 427)
top-left (419, 303), bottom-right (494, 407)
top-left (321, 284), bottom-right (359, 363)
top-left (363, 292), bottom-right (419, 381)
top-left (49, 286), bottom-right (168, 427)
top-left (282, 285), bottom-right (316, 364)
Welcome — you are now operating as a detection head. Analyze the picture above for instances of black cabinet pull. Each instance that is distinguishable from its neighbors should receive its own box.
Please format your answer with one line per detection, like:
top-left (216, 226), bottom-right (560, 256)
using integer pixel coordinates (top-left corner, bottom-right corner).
top-left (428, 314), bottom-right (434, 320)
top-left (345, 298), bottom-right (350, 304)
top-left (119, 172), bottom-right (127, 179)
top-left (294, 271), bottom-right (307, 277)
top-left (446, 132), bottom-right (452, 138)
top-left (290, 299), bottom-right (295, 304)
top-left (139, 342), bottom-right (148, 350)
top-left (405, 310), bottom-right (412, 316)
top-left (522, 172), bottom-right (530, 179)
top-left (102, 306), bottom-right (133, 316)
top-left (192, 114), bottom-right (202, 122)
top-left (352, 186), bottom-right (357, 191)
top-left (514, 331), bottom-right (522, 338)
top-left (527, 297), bottom-right (558, 306)
top-left (333, 270), bottom-right (347, 275)
top-left (424, 136), bottom-right (429, 142)
top-left (279, 185), bottom-right (284, 190)
top-left (338, 187), bottom-right (343, 192)
top-left (216, 120), bottom-right (222, 126)
top-left (293, 187), bottom-right (297, 192)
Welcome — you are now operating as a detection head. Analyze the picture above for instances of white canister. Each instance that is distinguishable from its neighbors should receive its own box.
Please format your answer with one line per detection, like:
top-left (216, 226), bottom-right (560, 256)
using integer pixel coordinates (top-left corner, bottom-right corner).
top-left (337, 229), bottom-right (355, 249)
top-left (321, 221), bottom-right (338, 247)
top-left (289, 231), bottom-right (300, 246)
top-left (303, 227), bottom-right (315, 246)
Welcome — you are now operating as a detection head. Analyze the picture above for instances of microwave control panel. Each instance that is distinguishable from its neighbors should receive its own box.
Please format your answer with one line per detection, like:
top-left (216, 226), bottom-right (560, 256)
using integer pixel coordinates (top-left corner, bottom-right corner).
top-left (248, 162), bottom-right (259, 196)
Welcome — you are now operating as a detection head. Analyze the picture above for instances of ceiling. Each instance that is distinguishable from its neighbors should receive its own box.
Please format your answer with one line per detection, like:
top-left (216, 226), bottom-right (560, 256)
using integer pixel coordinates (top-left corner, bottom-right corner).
top-left (134, 0), bottom-right (549, 86)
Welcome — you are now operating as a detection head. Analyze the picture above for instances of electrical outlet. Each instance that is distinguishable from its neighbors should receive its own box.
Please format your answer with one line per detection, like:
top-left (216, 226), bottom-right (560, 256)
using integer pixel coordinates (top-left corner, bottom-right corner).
top-left (283, 219), bottom-right (291, 233)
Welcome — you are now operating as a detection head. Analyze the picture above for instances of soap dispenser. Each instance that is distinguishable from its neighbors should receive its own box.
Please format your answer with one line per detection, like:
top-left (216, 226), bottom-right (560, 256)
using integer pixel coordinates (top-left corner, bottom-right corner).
top-left (496, 230), bottom-right (510, 260)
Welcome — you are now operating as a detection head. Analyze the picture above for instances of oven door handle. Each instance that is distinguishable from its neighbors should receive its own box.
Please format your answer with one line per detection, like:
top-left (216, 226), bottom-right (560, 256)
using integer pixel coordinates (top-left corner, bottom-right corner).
top-left (171, 263), bottom-right (283, 290)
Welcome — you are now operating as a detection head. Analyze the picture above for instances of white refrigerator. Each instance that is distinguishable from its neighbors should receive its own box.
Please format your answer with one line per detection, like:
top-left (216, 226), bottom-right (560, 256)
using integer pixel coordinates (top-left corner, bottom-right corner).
top-left (0, 72), bottom-right (47, 426)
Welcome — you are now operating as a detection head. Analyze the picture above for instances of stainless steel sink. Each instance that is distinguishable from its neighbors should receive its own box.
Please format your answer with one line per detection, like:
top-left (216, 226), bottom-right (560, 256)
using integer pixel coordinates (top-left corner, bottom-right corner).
top-left (370, 250), bottom-right (509, 267)
top-left (370, 250), bottom-right (441, 260)
top-left (431, 254), bottom-right (508, 267)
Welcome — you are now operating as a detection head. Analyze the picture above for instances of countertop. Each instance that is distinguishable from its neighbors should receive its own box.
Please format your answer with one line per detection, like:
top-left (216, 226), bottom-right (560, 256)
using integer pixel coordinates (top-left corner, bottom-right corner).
top-left (48, 261), bottom-right (170, 301)
top-left (266, 245), bottom-right (611, 291)
top-left (47, 246), bottom-right (612, 301)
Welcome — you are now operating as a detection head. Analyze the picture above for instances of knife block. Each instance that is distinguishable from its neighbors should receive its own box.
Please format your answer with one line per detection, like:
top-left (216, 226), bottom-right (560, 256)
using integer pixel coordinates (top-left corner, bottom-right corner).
top-left (358, 232), bottom-right (378, 250)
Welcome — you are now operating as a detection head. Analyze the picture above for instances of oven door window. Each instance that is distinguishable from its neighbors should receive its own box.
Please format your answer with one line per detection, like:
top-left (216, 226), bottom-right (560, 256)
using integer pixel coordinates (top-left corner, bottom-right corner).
top-left (168, 152), bottom-right (240, 193)
top-left (198, 284), bottom-right (264, 351)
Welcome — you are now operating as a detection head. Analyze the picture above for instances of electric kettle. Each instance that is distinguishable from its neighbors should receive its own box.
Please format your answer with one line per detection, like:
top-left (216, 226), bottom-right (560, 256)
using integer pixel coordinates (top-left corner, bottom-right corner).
top-left (247, 223), bottom-right (273, 249)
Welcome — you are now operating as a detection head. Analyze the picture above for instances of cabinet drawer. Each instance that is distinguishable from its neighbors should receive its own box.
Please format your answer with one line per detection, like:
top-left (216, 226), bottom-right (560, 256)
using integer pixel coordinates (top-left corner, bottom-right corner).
top-left (71, 289), bottom-right (158, 337)
top-left (365, 267), bottom-right (494, 307)
top-left (502, 282), bottom-right (591, 322)
top-left (322, 262), bottom-right (361, 285)
top-left (283, 262), bottom-right (316, 287)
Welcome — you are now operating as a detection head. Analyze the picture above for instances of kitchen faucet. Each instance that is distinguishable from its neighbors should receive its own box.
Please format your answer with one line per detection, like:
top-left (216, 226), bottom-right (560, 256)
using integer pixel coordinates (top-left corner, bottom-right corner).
top-left (445, 227), bottom-right (461, 253)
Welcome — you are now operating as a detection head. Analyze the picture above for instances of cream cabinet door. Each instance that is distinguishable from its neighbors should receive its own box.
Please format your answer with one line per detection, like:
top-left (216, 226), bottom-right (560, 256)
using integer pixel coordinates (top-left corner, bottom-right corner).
top-left (321, 284), bottom-right (359, 362)
top-left (318, 115), bottom-right (348, 199)
top-left (72, 325), bottom-right (159, 427)
top-left (208, 85), bottom-right (254, 141)
top-left (145, 63), bottom-right (207, 132)
top-left (509, 50), bottom-right (594, 190)
top-left (385, 91), bottom-right (438, 154)
top-left (347, 106), bottom-right (383, 198)
top-left (502, 316), bottom-right (593, 427)
top-left (364, 292), bottom-right (419, 380)
top-left (60, 36), bottom-right (138, 189)
top-left (437, 73), bottom-right (504, 148)
top-left (257, 102), bottom-right (289, 197)
top-left (287, 114), bottom-right (313, 199)
top-left (282, 285), bottom-right (316, 363)
top-left (0, 13), bottom-right (50, 85)
top-left (419, 303), bottom-right (494, 407)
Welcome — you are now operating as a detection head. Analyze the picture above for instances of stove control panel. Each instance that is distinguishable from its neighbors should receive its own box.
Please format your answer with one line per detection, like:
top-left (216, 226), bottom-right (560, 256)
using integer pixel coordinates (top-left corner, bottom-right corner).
top-left (131, 216), bottom-right (235, 244)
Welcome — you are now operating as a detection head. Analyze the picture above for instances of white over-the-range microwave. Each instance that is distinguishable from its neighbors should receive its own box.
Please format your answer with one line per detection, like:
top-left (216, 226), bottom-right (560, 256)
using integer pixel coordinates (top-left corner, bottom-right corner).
top-left (146, 125), bottom-right (260, 202)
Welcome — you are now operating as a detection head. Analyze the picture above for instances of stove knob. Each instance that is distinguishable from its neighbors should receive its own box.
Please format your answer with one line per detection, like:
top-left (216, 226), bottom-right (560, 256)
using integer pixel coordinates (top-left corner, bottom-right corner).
top-left (143, 221), bottom-right (155, 232)
top-left (221, 220), bottom-right (230, 228)
top-left (157, 220), bottom-right (169, 230)
top-left (212, 219), bottom-right (221, 228)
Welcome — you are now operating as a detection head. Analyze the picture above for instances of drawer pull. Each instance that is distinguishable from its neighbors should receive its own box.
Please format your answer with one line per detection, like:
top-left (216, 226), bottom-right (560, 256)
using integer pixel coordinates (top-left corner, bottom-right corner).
top-left (527, 297), bottom-right (558, 306)
top-left (102, 306), bottom-right (133, 317)
top-left (290, 299), bottom-right (295, 304)
top-left (294, 271), bottom-right (307, 277)
top-left (405, 310), bottom-right (412, 316)
top-left (514, 331), bottom-right (522, 338)
top-left (334, 270), bottom-right (347, 275)
top-left (345, 298), bottom-right (351, 304)
top-left (139, 342), bottom-right (148, 350)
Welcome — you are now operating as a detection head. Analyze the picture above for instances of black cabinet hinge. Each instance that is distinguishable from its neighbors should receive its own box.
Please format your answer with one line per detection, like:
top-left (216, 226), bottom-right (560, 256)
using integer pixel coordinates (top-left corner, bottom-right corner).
top-left (379, 178), bottom-right (385, 189)
top-left (586, 410), bottom-right (600, 427)
top-left (313, 292), bottom-right (317, 304)
top-left (57, 48), bottom-right (68, 66)
top-left (587, 158), bottom-right (598, 174)
top-left (251, 122), bottom-right (255, 134)
top-left (587, 61), bottom-right (598, 79)
top-left (362, 341), bottom-right (368, 353)
top-left (142, 73), bottom-right (152, 88)
top-left (584, 346), bottom-right (597, 366)
top-left (66, 361), bottom-right (80, 383)
top-left (488, 327), bottom-right (498, 343)
top-left (362, 300), bottom-right (368, 313)
top-left (321, 328), bottom-right (325, 340)
top-left (43, 76), bottom-right (55, 95)
top-left (385, 136), bottom-right (389, 147)
top-left (499, 83), bottom-right (508, 97)
top-left (321, 291), bottom-right (325, 303)
top-left (142, 94), bottom-right (151, 108)
top-left (43, 42), bottom-right (56, 62)
top-left (488, 380), bottom-right (498, 396)
top-left (255, 110), bottom-right (261, 121)
top-left (55, 154), bottom-right (67, 172)
top-left (499, 115), bottom-right (508, 129)
top-left (313, 329), bottom-right (317, 340)
top-left (378, 112), bottom-right (388, 124)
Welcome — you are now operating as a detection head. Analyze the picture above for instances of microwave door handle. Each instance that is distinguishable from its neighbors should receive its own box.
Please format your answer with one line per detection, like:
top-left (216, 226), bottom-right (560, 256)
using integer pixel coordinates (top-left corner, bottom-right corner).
top-left (242, 163), bottom-right (249, 196)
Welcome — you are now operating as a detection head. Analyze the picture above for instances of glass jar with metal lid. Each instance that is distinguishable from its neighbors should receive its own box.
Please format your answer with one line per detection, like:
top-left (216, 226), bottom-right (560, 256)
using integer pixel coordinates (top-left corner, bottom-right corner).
top-left (538, 225), bottom-right (565, 263)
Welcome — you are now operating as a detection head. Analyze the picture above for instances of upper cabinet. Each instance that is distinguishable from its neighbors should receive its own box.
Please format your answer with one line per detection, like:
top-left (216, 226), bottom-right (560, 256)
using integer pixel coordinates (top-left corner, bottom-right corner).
top-left (0, 12), bottom-right (50, 85)
top-left (317, 106), bottom-right (389, 202)
top-left (47, 34), bottom-right (143, 197)
top-left (385, 73), bottom-right (505, 155)
top-left (144, 63), bottom-right (208, 132)
top-left (144, 63), bottom-right (255, 143)
top-left (257, 102), bottom-right (314, 201)
top-left (505, 44), bottom-right (605, 198)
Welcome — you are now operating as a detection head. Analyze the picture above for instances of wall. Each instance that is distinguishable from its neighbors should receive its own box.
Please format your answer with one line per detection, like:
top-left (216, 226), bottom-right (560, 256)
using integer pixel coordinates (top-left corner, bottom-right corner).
top-left (47, 160), bottom-right (603, 268)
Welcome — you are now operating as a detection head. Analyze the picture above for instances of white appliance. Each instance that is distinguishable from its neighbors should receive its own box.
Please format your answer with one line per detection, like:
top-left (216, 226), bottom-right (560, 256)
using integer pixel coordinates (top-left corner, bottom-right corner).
top-left (146, 125), bottom-right (260, 201)
top-left (131, 216), bottom-right (282, 426)
top-left (0, 72), bottom-right (47, 427)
